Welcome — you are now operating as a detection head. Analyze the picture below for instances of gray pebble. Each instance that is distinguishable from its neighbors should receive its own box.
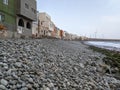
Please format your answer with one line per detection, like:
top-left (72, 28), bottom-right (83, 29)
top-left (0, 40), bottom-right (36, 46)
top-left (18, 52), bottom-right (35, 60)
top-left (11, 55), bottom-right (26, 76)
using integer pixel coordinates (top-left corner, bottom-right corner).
top-left (15, 62), bottom-right (22, 68)
top-left (0, 79), bottom-right (8, 86)
top-left (0, 85), bottom-right (6, 90)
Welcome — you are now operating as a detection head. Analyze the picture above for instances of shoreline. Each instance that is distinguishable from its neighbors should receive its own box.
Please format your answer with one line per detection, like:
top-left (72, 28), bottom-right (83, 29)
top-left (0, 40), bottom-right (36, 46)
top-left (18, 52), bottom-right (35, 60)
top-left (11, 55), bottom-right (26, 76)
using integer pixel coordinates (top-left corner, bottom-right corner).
top-left (88, 45), bottom-right (120, 73)
top-left (83, 42), bottom-right (120, 74)
top-left (84, 41), bottom-right (120, 52)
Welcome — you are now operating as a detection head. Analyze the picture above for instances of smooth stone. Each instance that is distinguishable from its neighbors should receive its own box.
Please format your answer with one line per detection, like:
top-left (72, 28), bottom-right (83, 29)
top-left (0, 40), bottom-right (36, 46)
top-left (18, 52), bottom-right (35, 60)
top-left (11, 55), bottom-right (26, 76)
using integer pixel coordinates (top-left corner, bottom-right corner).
top-left (22, 82), bottom-right (26, 87)
top-left (17, 84), bottom-right (22, 88)
top-left (42, 86), bottom-right (50, 90)
top-left (9, 80), bottom-right (17, 85)
top-left (79, 63), bottom-right (84, 68)
top-left (0, 62), bottom-right (4, 66)
top-left (21, 87), bottom-right (28, 90)
top-left (0, 71), bottom-right (3, 76)
top-left (4, 65), bottom-right (8, 69)
top-left (87, 82), bottom-right (97, 89)
top-left (12, 73), bottom-right (18, 79)
top-left (6, 69), bottom-right (12, 75)
top-left (15, 62), bottom-right (22, 68)
top-left (67, 82), bottom-right (70, 86)
top-left (0, 79), bottom-right (8, 86)
top-left (0, 85), bottom-right (6, 90)
top-left (3, 63), bottom-right (8, 66)
top-left (74, 67), bottom-right (78, 71)
top-left (34, 83), bottom-right (39, 88)
top-left (28, 78), bottom-right (34, 83)
top-left (48, 83), bottom-right (54, 87)
top-left (11, 85), bottom-right (17, 89)
top-left (27, 84), bottom-right (32, 89)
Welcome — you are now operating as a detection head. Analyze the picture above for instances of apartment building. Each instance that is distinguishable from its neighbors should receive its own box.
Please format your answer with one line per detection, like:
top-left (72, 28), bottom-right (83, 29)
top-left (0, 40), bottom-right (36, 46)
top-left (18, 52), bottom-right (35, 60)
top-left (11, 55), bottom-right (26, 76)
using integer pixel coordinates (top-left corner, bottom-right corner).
top-left (55, 27), bottom-right (61, 39)
top-left (0, 0), bottom-right (16, 38)
top-left (59, 30), bottom-right (65, 39)
top-left (38, 12), bottom-right (55, 37)
top-left (0, 0), bottom-right (37, 38)
top-left (16, 0), bottom-right (37, 38)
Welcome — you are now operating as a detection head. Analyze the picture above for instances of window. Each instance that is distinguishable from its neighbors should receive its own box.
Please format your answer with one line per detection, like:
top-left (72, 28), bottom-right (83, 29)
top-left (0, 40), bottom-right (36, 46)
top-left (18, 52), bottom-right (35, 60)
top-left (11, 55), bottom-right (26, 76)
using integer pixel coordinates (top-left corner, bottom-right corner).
top-left (26, 22), bottom-right (31, 29)
top-left (0, 14), bottom-right (5, 22)
top-left (25, 3), bottom-right (29, 9)
top-left (18, 19), bottom-right (24, 27)
top-left (31, 8), bottom-right (36, 14)
top-left (44, 30), bottom-right (46, 35)
top-left (3, 0), bottom-right (8, 5)
top-left (0, 15), bottom-right (2, 22)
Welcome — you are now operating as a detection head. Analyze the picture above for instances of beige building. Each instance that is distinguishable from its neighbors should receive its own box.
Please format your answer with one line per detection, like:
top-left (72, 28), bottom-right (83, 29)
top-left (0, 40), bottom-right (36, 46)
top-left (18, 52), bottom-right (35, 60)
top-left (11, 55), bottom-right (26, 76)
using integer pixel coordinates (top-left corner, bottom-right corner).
top-left (57, 30), bottom-right (61, 39)
top-left (38, 12), bottom-right (54, 37)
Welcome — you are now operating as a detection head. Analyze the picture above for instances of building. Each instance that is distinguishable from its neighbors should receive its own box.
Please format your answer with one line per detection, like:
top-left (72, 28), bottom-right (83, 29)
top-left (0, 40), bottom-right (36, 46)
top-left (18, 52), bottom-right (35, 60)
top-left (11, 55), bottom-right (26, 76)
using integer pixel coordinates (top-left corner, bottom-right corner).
top-left (59, 30), bottom-right (64, 39)
top-left (32, 11), bottom-right (39, 38)
top-left (38, 12), bottom-right (54, 37)
top-left (51, 26), bottom-right (57, 38)
top-left (0, 0), bottom-right (37, 38)
top-left (0, 0), bottom-right (16, 38)
top-left (16, 0), bottom-right (37, 38)
top-left (55, 28), bottom-right (61, 39)
top-left (64, 31), bottom-right (72, 40)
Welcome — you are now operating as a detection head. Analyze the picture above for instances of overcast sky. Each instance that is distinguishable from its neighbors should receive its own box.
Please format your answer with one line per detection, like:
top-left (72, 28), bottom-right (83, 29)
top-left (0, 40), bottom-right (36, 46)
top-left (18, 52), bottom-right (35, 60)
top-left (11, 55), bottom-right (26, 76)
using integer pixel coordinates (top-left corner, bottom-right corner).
top-left (37, 0), bottom-right (120, 39)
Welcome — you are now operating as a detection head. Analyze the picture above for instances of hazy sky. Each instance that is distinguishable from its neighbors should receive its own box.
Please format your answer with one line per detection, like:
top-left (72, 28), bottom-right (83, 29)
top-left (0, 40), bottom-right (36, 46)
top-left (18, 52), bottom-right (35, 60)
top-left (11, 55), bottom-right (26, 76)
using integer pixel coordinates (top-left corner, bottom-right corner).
top-left (37, 0), bottom-right (120, 39)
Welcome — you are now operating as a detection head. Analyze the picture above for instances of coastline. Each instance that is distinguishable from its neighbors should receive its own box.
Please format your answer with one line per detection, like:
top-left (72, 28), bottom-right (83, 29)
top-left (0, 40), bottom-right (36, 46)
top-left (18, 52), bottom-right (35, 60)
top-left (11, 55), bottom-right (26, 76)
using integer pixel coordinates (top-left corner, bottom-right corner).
top-left (84, 41), bottom-right (120, 52)
top-left (84, 41), bottom-right (120, 73)
top-left (88, 45), bottom-right (120, 74)
top-left (0, 39), bottom-right (120, 90)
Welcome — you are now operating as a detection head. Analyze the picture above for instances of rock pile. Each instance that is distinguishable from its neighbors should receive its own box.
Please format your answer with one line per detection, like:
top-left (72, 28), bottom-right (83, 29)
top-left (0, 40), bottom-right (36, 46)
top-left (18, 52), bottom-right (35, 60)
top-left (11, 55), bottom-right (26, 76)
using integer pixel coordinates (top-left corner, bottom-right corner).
top-left (0, 39), bottom-right (120, 90)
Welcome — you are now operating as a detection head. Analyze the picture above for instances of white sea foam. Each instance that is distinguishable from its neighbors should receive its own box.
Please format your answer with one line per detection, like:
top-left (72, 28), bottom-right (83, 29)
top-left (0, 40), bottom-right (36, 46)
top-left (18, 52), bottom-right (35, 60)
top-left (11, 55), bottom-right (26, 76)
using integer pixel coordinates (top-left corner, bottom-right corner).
top-left (86, 41), bottom-right (120, 51)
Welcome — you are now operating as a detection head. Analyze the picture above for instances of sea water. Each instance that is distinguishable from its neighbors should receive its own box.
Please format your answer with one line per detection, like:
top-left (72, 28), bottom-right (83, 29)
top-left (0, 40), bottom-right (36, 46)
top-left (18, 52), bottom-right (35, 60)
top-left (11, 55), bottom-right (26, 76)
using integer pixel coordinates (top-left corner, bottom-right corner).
top-left (86, 41), bottom-right (120, 51)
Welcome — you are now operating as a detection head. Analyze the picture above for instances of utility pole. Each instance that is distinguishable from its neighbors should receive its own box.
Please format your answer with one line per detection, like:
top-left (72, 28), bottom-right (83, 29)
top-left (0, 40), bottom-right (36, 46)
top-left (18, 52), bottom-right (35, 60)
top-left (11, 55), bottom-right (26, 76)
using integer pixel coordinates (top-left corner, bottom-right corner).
top-left (95, 30), bottom-right (97, 38)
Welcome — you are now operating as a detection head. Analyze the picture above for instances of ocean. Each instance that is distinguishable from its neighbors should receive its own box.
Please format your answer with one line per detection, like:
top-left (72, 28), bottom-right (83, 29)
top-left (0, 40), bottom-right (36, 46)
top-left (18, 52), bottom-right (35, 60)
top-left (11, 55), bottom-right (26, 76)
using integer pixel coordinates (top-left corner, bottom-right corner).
top-left (85, 41), bottom-right (120, 52)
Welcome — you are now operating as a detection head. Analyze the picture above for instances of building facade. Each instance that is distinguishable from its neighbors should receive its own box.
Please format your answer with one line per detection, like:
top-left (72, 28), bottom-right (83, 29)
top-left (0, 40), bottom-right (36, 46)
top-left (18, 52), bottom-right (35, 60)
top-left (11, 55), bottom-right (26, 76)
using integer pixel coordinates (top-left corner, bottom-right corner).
top-left (16, 0), bottom-right (37, 38)
top-left (38, 12), bottom-right (55, 37)
top-left (0, 0), bottom-right (16, 38)
top-left (0, 0), bottom-right (37, 38)
top-left (32, 11), bottom-right (39, 38)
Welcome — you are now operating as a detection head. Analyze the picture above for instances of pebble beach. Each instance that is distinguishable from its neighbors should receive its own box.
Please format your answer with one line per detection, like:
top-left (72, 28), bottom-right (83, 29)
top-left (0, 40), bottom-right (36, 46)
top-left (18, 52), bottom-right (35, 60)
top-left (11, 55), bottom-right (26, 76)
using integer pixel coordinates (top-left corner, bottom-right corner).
top-left (0, 39), bottom-right (120, 90)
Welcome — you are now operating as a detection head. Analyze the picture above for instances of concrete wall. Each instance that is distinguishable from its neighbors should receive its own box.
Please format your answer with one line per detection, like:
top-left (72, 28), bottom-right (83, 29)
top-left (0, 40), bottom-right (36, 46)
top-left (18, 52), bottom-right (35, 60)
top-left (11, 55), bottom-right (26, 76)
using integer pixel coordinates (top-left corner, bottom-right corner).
top-left (16, 16), bottom-right (32, 38)
top-left (32, 23), bottom-right (38, 35)
top-left (16, 0), bottom-right (37, 21)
